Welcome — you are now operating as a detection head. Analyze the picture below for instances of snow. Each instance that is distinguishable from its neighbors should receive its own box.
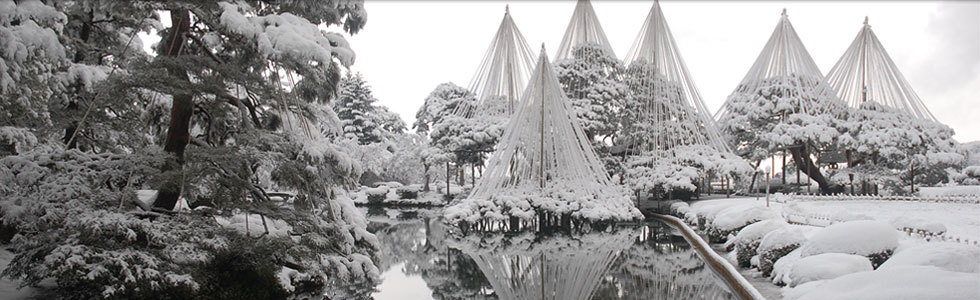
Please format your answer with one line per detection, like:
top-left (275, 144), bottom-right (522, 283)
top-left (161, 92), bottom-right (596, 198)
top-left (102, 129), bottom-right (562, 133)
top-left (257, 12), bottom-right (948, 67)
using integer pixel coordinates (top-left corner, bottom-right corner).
top-left (214, 213), bottom-right (293, 238)
top-left (217, 1), bottom-right (355, 67)
top-left (800, 220), bottom-right (899, 258)
top-left (786, 266), bottom-right (980, 300)
top-left (447, 47), bottom-right (640, 224)
top-left (889, 216), bottom-right (946, 235)
top-left (709, 204), bottom-right (778, 236)
top-left (759, 227), bottom-right (807, 256)
top-left (879, 243), bottom-right (980, 273)
top-left (771, 248), bottom-right (802, 285)
top-left (787, 253), bottom-right (872, 287)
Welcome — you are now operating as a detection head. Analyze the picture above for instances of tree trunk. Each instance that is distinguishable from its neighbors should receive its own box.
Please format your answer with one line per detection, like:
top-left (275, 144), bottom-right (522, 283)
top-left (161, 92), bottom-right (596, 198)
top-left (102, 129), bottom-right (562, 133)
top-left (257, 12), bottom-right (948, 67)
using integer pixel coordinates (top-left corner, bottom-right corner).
top-left (788, 144), bottom-right (840, 194)
top-left (423, 163), bottom-right (431, 192)
top-left (154, 10), bottom-right (193, 210)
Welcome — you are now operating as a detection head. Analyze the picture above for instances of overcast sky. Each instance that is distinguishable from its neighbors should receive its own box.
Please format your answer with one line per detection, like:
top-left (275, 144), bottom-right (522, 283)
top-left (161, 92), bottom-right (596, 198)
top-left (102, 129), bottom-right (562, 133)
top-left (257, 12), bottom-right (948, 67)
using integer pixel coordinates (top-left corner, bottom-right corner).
top-left (343, 1), bottom-right (980, 142)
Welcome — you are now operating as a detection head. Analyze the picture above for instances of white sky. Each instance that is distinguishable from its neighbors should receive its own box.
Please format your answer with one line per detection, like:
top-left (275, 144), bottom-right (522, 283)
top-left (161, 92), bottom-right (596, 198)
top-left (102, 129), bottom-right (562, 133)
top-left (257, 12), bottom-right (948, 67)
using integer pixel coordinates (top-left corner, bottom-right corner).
top-left (343, 1), bottom-right (980, 142)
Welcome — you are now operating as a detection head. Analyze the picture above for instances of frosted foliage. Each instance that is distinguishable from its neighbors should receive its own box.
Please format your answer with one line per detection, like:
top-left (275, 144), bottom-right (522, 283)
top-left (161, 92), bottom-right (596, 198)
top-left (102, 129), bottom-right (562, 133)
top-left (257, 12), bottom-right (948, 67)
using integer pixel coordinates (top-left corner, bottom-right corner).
top-left (715, 11), bottom-right (845, 159)
top-left (826, 20), bottom-right (936, 121)
top-left (622, 1), bottom-right (728, 154)
top-left (218, 1), bottom-right (355, 67)
top-left (554, 0), bottom-right (615, 61)
top-left (0, 0), bottom-right (68, 123)
top-left (0, 126), bottom-right (38, 154)
top-left (717, 74), bottom-right (844, 159)
top-left (555, 43), bottom-right (625, 140)
top-left (447, 49), bottom-right (640, 223)
top-left (843, 101), bottom-right (960, 164)
top-left (465, 6), bottom-right (535, 117)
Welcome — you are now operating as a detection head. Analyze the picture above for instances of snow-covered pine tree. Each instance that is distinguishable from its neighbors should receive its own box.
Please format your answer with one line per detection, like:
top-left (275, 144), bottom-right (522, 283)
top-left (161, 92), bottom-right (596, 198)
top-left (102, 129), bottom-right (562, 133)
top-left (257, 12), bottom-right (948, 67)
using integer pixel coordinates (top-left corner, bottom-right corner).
top-left (555, 43), bottom-right (626, 143)
top-left (414, 82), bottom-right (504, 187)
top-left (840, 101), bottom-right (962, 194)
top-left (334, 73), bottom-right (384, 145)
top-left (1, 1), bottom-right (383, 298)
top-left (716, 10), bottom-right (848, 194)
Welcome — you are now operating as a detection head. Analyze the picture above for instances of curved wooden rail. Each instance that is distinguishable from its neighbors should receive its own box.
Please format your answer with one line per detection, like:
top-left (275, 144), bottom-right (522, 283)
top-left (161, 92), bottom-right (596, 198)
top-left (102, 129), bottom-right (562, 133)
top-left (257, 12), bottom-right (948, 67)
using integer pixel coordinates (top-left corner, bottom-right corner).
top-left (651, 214), bottom-right (766, 300)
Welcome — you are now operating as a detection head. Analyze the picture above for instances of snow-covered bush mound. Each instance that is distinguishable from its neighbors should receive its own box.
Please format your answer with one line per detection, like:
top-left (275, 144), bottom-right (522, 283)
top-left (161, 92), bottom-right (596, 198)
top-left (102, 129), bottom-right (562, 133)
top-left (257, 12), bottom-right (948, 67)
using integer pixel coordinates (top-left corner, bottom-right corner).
top-left (787, 266), bottom-right (980, 300)
top-left (759, 227), bottom-right (806, 276)
top-left (772, 248), bottom-right (802, 286)
top-left (800, 220), bottom-right (899, 268)
top-left (787, 253), bottom-right (872, 287)
top-left (365, 186), bottom-right (389, 204)
top-left (395, 184), bottom-right (421, 199)
top-left (708, 205), bottom-right (777, 243)
top-left (670, 201), bottom-right (690, 217)
top-left (890, 216), bottom-right (946, 235)
top-left (733, 219), bottom-right (788, 267)
top-left (879, 243), bottom-right (980, 273)
top-left (692, 202), bottom-right (729, 227)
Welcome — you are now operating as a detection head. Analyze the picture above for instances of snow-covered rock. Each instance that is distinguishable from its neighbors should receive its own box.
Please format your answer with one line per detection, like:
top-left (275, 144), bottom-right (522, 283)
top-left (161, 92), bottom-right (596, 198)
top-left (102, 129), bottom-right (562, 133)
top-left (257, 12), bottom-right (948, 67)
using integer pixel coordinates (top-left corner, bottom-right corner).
top-left (789, 266), bottom-right (980, 300)
top-left (788, 253), bottom-right (872, 287)
top-left (800, 220), bottom-right (899, 268)
top-left (733, 219), bottom-right (787, 267)
top-left (759, 227), bottom-right (806, 276)
top-left (879, 243), bottom-right (980, 273)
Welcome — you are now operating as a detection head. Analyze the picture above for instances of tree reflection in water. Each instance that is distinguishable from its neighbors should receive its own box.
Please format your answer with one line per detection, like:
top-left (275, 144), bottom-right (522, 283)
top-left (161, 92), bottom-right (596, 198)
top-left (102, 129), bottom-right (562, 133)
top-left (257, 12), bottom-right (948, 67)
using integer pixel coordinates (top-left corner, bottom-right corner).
top-left (366, 208), bottom-right (736, 300)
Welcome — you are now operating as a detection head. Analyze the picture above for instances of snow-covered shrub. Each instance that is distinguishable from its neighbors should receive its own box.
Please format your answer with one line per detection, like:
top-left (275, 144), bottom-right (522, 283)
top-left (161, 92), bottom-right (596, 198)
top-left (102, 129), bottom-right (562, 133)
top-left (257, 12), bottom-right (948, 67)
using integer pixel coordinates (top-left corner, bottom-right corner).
top-left (786, 266), bottom-right (979, 300)
top-left (707, 205), bottom-right (777, 243)
top-left (800, 220), bottom-right (899, 268)
top-left (772, 248), bottom-right (802, 286)
top-left (692, 203), bottom-right (729, 228)
top-left (395, 185), bottom-right (421, 200)
top-left (759, 227), bottom-right (806, 277)
top-left (787, 253), bottom-right (872, 287)
top-left (365, 186), bottom-right (389, 204)
top-left (879, 243), bottom-right (979, 273)
top-left (733, 219), bottom-right (787, 267)
top-left (669, 201), bottom-right (691, 218)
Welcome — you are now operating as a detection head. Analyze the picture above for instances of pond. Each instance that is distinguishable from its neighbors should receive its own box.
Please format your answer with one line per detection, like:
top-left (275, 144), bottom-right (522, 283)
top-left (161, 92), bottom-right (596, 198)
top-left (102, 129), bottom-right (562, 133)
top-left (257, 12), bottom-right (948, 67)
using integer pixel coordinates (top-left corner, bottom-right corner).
top-left (363, 207), bottom-right (738, 300)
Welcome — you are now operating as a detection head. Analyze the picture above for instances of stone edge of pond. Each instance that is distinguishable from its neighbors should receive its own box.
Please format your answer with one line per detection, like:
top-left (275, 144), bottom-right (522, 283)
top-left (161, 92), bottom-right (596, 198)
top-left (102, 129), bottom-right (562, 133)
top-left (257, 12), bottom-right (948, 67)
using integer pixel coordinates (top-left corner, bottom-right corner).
top-left (651, 214), bottom-right (767, 300)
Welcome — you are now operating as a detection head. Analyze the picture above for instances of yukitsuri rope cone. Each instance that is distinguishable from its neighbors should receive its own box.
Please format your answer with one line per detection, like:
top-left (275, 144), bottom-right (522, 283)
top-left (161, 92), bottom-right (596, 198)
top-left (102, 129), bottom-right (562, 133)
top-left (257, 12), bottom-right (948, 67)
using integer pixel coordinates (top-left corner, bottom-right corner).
top-left (460, 5), bottom-right (536, 118)
top-left (619, 1), bottom-right (748, 195)
top-left (553, 0), bottom-right (615, 61)
top-left (714, 9), bottom-right (845, 125)
top-left (825, 17), bottom-right (937, 121)
top-left (445, 47), bottom-right (641, 231)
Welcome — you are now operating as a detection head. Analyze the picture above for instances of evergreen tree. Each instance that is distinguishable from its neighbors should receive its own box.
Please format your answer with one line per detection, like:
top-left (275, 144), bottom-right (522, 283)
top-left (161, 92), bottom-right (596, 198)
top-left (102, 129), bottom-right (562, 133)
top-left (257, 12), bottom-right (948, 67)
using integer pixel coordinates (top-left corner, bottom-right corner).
top-left (555, 43), bottom-right (626, 143)
top-left (0, 1), bottom-right (382, 298)
top-left (334, 73), bottom-right (384, 145)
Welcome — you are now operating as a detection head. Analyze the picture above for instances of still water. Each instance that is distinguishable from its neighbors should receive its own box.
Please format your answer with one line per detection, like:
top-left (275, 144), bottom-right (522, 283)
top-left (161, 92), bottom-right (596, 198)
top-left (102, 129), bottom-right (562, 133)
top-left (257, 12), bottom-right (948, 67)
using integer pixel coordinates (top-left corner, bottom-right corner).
top-left (362, 207), bottom-right (737, 300)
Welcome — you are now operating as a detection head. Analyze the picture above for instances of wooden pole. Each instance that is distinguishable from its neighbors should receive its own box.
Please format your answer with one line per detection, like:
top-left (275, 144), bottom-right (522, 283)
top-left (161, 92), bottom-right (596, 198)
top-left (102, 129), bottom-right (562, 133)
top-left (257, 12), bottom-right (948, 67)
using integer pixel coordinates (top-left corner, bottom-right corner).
top-left (446, 161), bottom-right (451, 196)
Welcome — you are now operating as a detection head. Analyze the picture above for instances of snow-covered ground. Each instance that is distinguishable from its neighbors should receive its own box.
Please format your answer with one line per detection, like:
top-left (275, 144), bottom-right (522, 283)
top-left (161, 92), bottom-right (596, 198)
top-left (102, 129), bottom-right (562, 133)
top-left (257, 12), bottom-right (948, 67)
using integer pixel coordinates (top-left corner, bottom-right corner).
top-left (680, 195), bottom-right (980, 300)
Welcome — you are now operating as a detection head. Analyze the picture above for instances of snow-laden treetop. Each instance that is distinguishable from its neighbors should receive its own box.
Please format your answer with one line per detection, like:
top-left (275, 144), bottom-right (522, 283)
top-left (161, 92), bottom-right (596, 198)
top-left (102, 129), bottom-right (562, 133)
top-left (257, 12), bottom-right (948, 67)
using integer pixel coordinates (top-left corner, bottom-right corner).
top-left (825, 18), bottom-right (937, 121)
top-left (554, 0), bottom-right (615, 61)
top-left (446, 47), bottom-right (640, 223)
top-left (622, 0), bottom-right (730, 153)
top-left (464, 5), bottom-right (536, 117)
top-left (715, 9), bottom-right (843, 120)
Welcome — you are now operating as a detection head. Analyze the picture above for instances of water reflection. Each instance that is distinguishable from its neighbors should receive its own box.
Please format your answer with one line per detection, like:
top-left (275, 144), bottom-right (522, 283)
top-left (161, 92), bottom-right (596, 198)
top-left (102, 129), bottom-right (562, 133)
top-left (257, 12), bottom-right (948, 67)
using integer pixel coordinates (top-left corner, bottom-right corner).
top-left (365, 208), bottom-right (735, 300)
